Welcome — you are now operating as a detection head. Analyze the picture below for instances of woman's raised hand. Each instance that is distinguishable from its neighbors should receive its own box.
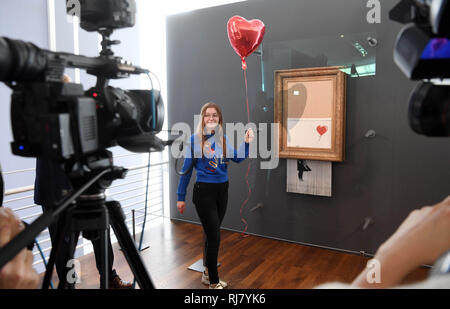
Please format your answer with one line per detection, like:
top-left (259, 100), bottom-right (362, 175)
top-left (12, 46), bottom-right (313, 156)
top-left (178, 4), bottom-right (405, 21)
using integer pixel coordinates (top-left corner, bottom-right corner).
top-left (245, 128), bottom-right (254, 143)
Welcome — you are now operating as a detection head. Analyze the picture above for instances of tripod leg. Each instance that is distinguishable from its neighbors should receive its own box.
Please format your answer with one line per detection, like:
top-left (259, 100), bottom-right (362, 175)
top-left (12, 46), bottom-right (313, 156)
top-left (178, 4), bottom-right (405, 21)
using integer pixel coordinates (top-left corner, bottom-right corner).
top-left (98, 227), bottom-right (109, 289)
top-left (42, 231), bottom-right (63, 289)
top-left (87, 205), bottom-right (111, 289)
top-left (58, 231), bottom-right (79, 289)
top-left (42, 216), bottom-right (67, 289)
top-left (106, 201), bottom-right (154, 289)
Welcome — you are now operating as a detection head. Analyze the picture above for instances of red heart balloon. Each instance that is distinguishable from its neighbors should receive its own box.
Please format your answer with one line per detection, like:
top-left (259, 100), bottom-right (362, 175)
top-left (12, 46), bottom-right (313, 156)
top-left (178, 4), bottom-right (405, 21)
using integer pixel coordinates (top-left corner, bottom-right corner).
top-left (227, 15), bottom-right (265, 70)
top-left (316, 125), bottom-right (328, 136)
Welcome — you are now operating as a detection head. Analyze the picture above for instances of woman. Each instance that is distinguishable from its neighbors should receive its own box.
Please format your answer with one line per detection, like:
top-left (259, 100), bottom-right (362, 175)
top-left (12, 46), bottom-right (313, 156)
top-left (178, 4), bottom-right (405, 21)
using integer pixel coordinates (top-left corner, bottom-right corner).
top-left (177, 102), bottom-right (254, 289)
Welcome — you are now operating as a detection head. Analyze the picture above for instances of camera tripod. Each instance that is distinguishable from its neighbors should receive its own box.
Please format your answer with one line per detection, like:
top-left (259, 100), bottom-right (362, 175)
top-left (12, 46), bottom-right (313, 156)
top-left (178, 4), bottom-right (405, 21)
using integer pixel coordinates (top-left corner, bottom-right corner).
top-left (44, 164), bottom-right (155, 289)
top-left (0, 164), bottom-right (155, 289)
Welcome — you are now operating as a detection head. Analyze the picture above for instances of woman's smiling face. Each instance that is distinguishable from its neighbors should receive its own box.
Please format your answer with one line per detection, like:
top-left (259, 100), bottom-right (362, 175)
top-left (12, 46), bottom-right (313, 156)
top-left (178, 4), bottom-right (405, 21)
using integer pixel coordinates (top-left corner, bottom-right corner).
top-left (204, 107), bottom-right (219, 130)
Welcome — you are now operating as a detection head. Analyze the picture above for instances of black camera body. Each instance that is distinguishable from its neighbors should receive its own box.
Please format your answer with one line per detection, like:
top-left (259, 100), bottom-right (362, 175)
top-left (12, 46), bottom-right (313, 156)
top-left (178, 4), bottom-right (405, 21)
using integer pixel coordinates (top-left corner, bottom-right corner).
top-left (10, 81), bottom-right (97, 160)
top-left (77, 0), bottom-right (136, 32)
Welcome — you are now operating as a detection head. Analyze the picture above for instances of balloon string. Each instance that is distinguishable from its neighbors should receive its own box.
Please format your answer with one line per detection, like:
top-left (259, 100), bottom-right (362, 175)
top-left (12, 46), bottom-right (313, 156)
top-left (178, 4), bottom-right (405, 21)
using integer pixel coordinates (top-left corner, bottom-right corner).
top-left (244, 69), bottom-right (250, 123)
top-left (240, 161), bottom-right (252, 238)
top-left (240, 69), bottom-right (251, 238)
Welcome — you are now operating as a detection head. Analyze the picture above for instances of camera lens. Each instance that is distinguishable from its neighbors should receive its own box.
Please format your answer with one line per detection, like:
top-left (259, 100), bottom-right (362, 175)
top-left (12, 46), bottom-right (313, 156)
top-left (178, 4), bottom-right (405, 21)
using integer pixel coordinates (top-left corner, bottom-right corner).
top-left (126, 89), bottom-right (164, 133)
top-left (408, 82), bottom-right (450, 136)
top-left (0, 38), bottom-right (13, 81)
top-left (0, 38), bottom-right (47, 82)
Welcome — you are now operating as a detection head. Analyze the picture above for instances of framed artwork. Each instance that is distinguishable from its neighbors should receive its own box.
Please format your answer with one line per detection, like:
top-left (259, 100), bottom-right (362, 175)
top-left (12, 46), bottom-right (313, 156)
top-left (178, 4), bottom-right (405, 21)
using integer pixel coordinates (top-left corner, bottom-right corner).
top-left (274, 66), bottom-right (346, 162)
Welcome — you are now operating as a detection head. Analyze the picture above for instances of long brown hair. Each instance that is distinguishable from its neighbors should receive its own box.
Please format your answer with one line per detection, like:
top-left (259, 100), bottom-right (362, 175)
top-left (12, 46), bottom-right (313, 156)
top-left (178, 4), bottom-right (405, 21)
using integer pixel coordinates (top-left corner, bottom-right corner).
top-left (196, 102), bottom-right (227, 158)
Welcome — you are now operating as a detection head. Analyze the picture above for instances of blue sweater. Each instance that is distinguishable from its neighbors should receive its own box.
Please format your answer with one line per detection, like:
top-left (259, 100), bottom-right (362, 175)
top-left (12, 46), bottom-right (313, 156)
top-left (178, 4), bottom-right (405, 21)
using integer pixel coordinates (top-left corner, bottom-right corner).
top-left (177, 133), bottom-right (249, 201)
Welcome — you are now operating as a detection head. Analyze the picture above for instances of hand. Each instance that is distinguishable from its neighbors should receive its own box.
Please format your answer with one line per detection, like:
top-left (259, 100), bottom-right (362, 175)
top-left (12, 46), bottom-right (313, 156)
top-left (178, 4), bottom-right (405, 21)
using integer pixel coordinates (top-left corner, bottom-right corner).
top-left (0, 208), bottom-right (39, 289)
top-left (63, 74), bottom-right (72, 83)
top-left (377, 195), bottom-right (450, 266)
top-left (177, 201), bottom-right (186, 214)
top-left (245, 128), bottom-right (254, 143)
top-left (352, 195), bottom-right (450, 288)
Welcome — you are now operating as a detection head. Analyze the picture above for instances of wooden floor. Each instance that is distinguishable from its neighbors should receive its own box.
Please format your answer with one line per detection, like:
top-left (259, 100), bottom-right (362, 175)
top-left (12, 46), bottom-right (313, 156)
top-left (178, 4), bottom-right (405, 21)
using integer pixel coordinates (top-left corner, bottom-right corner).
top-left (41, 218), bottom-right (429, 289)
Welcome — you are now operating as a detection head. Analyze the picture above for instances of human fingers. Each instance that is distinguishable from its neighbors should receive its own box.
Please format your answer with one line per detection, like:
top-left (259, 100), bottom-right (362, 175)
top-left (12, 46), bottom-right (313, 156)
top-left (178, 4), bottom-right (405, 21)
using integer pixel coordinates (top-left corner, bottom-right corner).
top-left (398, 201), bottom-right (450, 264)
top-left (63, 74), bottom-right (72, 83)
top-left (10, 216), bottom-right (25, 239)
top-left (0, 208), bottom-right (23, 233)
top-left (10, 249), bottom-right (29, 289)
top-left (1, 248), bottom-right (33, 289)
top-left (0, 208), bottom-right (16, 227)
top-left (177, 202), bottom-right (185, 214)
top-left (417, 203), bottom-right (450, 264)
top-left (0, 208), bottom-right (15, 247)
top-left (23, 251), bottom-right (39, 289)
top-left (245, 129), bottom-right (254, 142)
top-left (0, 222), bottom-right (12, 248)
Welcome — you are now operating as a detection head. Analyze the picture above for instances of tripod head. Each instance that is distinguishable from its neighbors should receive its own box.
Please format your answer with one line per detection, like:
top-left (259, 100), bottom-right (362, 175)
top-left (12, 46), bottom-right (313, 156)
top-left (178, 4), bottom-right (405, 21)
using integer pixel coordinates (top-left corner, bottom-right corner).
top-left (67, 150), bottom-right (127, 194)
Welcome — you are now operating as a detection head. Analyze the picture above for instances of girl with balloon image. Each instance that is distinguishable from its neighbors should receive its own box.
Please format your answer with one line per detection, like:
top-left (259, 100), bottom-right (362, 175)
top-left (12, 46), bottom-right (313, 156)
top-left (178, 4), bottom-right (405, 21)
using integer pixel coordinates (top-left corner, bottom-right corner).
top-left (176, 102), bottom-right (255, 289)
top-left (176, 16), bottom-right (264, 289)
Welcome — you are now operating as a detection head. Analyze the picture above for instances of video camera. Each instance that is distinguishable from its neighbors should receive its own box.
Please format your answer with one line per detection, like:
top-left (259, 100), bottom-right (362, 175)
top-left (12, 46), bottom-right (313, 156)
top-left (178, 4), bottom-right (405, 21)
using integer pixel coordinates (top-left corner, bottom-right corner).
top-left (0, 0), bottom-right (166, 177)
top-left (0, 0), bottom-right (167, 289)
top-left (390, 0), bottom-right (450, 136)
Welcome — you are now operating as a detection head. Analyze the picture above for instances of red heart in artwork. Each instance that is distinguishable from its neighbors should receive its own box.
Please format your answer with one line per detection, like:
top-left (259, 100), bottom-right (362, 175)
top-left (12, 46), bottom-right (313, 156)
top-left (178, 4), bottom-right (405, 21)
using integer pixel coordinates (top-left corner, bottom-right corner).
top-left (227, 15), bottom-right (265, 70)
top-left (316, 125), bottom-right (328, 136)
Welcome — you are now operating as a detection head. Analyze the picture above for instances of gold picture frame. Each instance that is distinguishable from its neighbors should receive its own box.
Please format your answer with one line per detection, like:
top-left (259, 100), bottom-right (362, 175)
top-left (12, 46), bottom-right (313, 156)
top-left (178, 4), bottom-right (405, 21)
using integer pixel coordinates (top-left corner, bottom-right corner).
top-left (274, 66), bottom-right (346, 162)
